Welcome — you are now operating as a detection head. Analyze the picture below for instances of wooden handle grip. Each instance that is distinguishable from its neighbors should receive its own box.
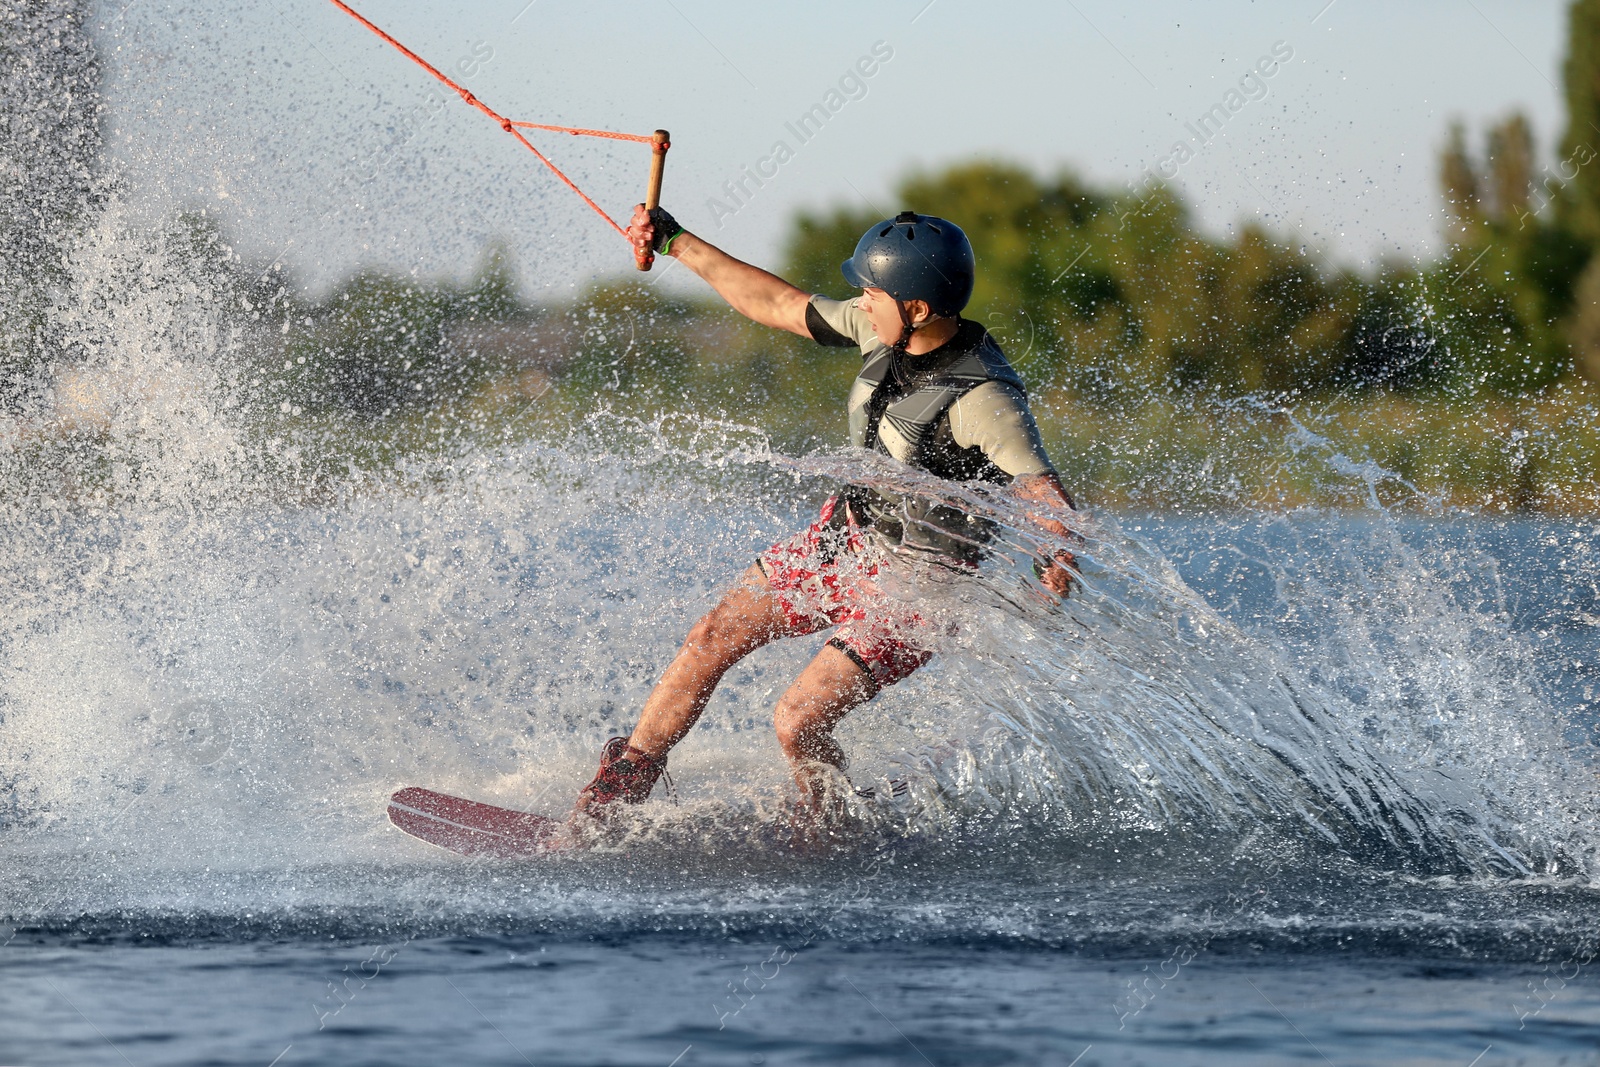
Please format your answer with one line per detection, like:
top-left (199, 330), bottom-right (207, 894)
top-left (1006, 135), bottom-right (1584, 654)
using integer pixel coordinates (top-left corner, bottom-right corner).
top-left (636, 129), bottom-right (671, 272)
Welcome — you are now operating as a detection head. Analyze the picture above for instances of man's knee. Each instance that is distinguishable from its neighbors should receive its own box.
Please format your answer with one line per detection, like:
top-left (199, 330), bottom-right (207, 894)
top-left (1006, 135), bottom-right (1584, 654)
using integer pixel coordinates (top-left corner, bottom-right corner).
top-left (773, 685), bottom-right (853, 758)
top-left (685, 599), bottom-right (764, 660)
top-left (774, 699), bottom-right (850, 769)
top-left (772, 700), bottom-right (810, 756)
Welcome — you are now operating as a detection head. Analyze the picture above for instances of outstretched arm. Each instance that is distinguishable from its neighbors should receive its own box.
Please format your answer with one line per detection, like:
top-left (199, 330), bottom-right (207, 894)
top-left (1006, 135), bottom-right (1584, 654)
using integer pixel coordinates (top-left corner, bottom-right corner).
top-left (628, 205), bottom-right (812, 337)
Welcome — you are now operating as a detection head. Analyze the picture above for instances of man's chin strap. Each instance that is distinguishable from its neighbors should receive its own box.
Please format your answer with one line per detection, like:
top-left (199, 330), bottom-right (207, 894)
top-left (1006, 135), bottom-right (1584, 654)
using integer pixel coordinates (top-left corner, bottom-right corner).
top-left (891, 300), bottom-right (921, 354)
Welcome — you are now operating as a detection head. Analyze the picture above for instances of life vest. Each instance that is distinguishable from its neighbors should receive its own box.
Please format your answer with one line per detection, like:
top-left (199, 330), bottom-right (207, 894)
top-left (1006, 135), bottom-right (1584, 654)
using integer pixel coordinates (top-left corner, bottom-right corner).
top-left (842, 320), bottom-right (1026, 563)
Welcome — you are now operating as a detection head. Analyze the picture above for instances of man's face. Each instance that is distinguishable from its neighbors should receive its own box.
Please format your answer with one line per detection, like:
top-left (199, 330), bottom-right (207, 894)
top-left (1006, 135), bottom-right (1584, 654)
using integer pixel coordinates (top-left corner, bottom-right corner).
top-left (857, 287), bottom-right (922, 346)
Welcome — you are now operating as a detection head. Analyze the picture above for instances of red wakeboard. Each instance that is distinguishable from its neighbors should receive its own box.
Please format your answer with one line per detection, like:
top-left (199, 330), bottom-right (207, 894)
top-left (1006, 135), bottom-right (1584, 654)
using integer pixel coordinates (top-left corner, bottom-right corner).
top-left (387, 786), bottom-right (564, 857)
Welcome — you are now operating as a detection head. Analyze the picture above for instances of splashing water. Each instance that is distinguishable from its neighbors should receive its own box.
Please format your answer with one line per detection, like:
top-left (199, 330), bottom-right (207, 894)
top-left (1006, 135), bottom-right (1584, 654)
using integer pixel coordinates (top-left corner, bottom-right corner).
top-left (1, 301), bottom-right (1595, 889)
top-left (0, 0), bottom-right (1597, 951)
top-left (9, 11), bottom-right (1600, 1067)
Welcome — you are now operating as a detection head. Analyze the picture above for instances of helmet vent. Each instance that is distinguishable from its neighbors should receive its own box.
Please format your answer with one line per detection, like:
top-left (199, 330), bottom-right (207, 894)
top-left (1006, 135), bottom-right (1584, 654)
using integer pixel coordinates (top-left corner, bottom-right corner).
top-left (879, 225), bottom-right (893, 237)
top-left (905, 228), bottom-right (916, 240)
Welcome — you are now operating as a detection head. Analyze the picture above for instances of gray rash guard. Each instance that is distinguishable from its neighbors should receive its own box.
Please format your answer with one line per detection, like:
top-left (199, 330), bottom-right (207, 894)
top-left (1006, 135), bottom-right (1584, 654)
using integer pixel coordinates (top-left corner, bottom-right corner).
top-left (808, 295), bottom-right (1056, 478)
top-left (806, 294), bottom-right (1059, 561)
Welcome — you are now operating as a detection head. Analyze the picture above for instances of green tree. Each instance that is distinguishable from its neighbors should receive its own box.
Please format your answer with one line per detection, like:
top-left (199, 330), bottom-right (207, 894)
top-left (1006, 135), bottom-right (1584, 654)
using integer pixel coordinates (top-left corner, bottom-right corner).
top-left (558, 281), bottom-right (693, 401)
top-left (1427, 115), bottom-right (1586, 393)
top-left (293, 271), bottom-right (457, 416)
top-left (1561, 0), bottom-right (1600, 244)
top-left (1488, 113), bottom-right (1535, 222)
top-left (281, 241), bottom-right (533, 417)
top-left (1561, 0), bottom-right (1600, 379)
top-left (458, 240), bottom-right (521, 323)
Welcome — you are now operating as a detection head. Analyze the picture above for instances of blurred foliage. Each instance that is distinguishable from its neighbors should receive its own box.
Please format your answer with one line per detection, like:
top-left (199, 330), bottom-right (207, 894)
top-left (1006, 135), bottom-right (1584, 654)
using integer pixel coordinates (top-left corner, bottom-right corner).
top-left (275, 242), bottom-right (522, 417)
top-left (1563, 0), bottom-right (1600, 381)
top-left (786, 162), bottom-right (1365, 402)
top-left (1563, 0), bottom-right (1600, 246)
top-left (224, 140), bottom-right (1600, 511)
top-left (182, 0), bottom-right (1600, 512)
top-left (784, 142), bottom-right (1600, 402)
top-left (1425, 114), bottom-right (1590, 394)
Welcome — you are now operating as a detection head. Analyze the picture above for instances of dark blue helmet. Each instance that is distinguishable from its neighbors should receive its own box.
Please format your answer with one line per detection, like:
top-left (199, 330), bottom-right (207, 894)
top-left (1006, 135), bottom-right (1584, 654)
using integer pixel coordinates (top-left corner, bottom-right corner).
top-left (841, 211), bottom-right (975, 317)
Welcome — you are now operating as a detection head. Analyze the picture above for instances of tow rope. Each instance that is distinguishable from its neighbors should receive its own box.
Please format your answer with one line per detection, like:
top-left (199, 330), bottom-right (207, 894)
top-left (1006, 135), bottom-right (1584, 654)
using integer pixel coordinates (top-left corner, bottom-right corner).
top-left (329, 1), bottom-right (671, 270)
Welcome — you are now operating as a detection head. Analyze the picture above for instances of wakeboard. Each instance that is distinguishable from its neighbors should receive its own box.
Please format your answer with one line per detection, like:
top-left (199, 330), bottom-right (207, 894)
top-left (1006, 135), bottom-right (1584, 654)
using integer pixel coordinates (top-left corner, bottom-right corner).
top-left (387, 786), bottom-right (564, 857)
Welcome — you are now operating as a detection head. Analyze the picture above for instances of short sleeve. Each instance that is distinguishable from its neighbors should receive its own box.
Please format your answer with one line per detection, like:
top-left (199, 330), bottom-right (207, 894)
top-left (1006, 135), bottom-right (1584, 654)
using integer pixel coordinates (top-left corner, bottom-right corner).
top-left (946, 381), bottom-right (1057, 478)
top-left (807, 295), bottom-right (877, 352)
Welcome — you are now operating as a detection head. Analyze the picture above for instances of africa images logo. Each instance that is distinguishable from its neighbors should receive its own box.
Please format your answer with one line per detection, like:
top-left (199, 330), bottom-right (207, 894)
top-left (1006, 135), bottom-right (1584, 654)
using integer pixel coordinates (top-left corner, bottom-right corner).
top-left (706, 40), bottom-right (896, 227)
top-left (1129, 40), bottom-right (1295, 197)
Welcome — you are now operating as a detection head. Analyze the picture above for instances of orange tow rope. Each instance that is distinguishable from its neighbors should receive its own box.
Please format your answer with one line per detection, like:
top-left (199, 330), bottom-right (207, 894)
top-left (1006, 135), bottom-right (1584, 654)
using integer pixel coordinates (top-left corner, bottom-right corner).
top-left (329, 0), bottom-right (667, 244)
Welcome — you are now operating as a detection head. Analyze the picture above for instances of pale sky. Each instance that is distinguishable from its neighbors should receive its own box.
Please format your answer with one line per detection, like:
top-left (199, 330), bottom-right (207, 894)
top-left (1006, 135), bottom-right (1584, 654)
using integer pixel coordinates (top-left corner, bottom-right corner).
top-left (100, 0), bottom-right (1569, 298)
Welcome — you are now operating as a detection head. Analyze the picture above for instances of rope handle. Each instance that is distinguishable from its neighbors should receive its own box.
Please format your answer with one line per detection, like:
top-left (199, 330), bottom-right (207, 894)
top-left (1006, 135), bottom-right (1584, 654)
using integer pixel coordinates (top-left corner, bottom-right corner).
top-left (637, 131), bottom-right (672, 271)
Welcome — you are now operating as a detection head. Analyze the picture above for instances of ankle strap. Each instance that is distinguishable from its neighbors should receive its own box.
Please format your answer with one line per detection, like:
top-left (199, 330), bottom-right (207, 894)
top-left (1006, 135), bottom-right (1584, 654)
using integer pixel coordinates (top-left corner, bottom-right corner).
top-left (623, 742), bottom-right (667, 770)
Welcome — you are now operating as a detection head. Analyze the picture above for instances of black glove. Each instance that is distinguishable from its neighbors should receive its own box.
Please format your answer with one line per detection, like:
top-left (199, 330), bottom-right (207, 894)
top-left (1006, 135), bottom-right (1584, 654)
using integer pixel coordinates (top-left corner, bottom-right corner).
top-left (648, 206), bottom-right (683, 254)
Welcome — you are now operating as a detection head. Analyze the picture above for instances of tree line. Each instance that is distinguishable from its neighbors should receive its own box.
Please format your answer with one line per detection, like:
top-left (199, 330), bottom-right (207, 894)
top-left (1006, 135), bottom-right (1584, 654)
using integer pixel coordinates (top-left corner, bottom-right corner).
top-left (10, 1), bottom-right (1600, 511)
top-left (219, 1), bottom-right (1600, 427)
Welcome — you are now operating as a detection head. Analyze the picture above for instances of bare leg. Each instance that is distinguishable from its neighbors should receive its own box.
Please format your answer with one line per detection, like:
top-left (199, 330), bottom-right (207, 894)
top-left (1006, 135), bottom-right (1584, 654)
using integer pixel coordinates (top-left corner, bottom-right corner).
top-left (625, 563), bottom-right (800, 762)
top-left (772, 643), bottom-right (877, 809)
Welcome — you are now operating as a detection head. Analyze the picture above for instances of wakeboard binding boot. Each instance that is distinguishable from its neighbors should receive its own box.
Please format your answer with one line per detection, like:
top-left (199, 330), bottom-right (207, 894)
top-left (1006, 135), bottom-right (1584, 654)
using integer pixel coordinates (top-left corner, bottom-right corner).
top-left (573, 736), bottom-right (668, 823)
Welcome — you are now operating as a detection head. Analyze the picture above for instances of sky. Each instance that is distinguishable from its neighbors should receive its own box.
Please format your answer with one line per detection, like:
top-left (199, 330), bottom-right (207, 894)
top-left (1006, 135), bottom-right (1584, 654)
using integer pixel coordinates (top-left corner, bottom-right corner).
top-left (99, 0), bottom-right (1571, 298)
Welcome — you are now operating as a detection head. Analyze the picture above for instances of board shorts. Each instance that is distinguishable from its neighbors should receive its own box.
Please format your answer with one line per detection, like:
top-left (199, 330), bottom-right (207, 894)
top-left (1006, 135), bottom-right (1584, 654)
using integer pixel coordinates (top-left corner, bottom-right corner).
top-left (756, 496), bottom-right (938, 690)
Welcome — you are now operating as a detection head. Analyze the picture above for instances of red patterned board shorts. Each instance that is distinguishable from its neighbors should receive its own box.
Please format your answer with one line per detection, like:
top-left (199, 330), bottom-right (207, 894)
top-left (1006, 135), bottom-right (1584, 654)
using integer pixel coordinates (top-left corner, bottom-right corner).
top-left (756, 496), bottom-right (935, 690)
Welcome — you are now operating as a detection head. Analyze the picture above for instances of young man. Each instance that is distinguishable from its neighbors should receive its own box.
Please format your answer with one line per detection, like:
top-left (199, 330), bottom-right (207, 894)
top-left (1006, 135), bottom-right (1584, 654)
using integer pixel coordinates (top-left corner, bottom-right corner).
top-left (571, 205), bottom-right (1077, 823)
